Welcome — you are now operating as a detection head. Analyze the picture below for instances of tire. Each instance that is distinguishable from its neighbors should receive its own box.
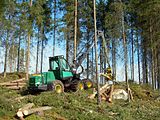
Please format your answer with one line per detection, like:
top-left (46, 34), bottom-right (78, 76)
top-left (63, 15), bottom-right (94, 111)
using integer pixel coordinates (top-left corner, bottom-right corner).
top-left (70, 80), bottom-right (84, 92)
top-left (82, 79), bottom-right (93, 89)
top-left (47, 80), bottom-right (64, 93)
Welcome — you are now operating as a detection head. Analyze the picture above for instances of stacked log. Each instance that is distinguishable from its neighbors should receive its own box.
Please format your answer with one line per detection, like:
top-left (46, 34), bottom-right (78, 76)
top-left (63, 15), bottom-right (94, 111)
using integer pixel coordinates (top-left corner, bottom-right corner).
top-left (88, 82), bottom-right (112, 100)
top-left (0, 78), bottom-right (26, 90)
top-left (16, 103), bottom-right (52, 120)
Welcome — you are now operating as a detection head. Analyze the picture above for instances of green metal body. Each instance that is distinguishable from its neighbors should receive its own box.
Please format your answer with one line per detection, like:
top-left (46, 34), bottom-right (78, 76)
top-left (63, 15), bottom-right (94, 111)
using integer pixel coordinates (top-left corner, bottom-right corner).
top-left (28, 55), bottom-right (74, 90)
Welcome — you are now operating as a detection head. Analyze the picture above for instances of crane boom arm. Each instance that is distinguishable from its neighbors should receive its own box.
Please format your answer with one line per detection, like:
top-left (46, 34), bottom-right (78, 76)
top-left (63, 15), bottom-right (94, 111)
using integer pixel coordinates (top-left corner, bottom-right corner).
top-left (76, 30), bottom-right (110, 68)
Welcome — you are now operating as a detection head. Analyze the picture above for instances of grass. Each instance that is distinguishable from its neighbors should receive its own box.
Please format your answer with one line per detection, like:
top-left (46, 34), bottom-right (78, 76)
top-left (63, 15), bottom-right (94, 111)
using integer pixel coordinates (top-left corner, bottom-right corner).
top-left (0, 75), bottom-right (160, 120)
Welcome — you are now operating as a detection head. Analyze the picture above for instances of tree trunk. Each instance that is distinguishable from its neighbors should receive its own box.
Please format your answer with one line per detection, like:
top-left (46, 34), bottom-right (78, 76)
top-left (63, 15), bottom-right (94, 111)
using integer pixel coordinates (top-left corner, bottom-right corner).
top-left (100, 42), bottom-right (103, 84)
top-left (74, 0), bottom-right (77, 60)
top-left (87, 29), bottom-right (90, 79)
top-left (17, 36), bottom-right (21, 72)
top-left (26, 34), bottom-right (30, 80)
top-left (120, 0), bottom-right (130, 102)
top-left (53, 0), bottom-right (56, 57)
top-left (26, 0), bottom-right (32, 80)
top-left (66, 33), bottom-right (69, 62)
top-left (4, 33), bottom-right (8, 78)
top-left (91, 47), bottom-right (94, 80)
top-left (157, 50), bottom-right (160, 89)
top-left (112, 39), bottom-right (116, 81)
top-left (150, 20), bottom-right (154, 89)
top-left (131, 29), bottom-right (134, 81)
top-left (137, 33), bottom-right (141, 84)
top-left (93, 0), bottom-right (101, 105)
top-left (40, 25), bottom-right (44, 78)
top-left (154, 49), bottom-right (157, 89)
top-left (36, 29), bottom-right (40, 73)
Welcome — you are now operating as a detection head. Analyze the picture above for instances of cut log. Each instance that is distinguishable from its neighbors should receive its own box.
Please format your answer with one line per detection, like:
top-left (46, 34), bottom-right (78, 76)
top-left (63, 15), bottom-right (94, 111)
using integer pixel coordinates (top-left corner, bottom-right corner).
top-left (0, 82), bottom-right (26, 86)
top-left (128, 88), bottom-right (134, 101)
top-left (88, 83), bottom-right (111, 99)
top-left (17, 103), bottom-right (34, 118)
top-left (17, 111), bottom-right (24, 118)
top-left (0, 82), bottom-right (11, 86)
top-left (0, 78), bottom-right (26, 87)
top-left (10, 78), bottom-right (26, 83)
top-left (108, 85), bottom-right (114, 102)
top-left (6, 86), bottom-right (24, 90)
top-left (18, 103), bottom-right (35, 111)
top-left (112, 89), bottom-right (128, 100)
top-left (23, 106), bottom-right (52, 116)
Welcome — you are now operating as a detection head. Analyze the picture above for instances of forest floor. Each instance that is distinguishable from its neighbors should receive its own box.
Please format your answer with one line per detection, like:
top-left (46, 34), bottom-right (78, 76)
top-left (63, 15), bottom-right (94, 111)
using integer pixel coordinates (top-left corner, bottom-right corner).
top-left (0, 73), bottom-right (160, 120)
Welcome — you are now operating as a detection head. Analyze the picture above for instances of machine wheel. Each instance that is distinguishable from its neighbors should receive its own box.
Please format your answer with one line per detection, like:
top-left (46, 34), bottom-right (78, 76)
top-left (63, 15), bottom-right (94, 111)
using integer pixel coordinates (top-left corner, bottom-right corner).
top-left (47, 80), bottom-right (64, 93)
top-left (82, 79), bottom-right (93, 89)
top-left (71, 80), bottom-right (84, 92)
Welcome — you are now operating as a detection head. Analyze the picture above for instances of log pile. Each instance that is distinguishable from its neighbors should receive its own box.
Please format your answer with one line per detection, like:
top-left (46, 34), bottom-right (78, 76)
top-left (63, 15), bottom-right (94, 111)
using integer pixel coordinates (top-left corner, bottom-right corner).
top-left (16, 103), bottom-right (52, 120)
top-left (88, 82), bottom-right (113, 102)
top-left (88, 82), bottom-right (134, 102)
top-left (0, 78), bottom-right (26, 90)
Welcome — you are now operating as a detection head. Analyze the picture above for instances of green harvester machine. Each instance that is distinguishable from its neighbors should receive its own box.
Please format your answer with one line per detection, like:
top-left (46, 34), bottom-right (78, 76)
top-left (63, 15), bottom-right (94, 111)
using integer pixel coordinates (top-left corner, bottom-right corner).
top-left (28, 31), bottom-right (110, 93)
top-left (28, 55), bottom-right (93, 93)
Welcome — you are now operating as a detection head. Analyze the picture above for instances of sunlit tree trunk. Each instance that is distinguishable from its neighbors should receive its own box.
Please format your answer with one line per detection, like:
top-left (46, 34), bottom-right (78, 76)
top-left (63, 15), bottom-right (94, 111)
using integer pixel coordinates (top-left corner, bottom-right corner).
top-left (26, 0), bottom-right (32, 80)
top-left (36, 29), bottom-right (40, 73)
top-left (112, 39), bottom-right (116, 81)
top-left (93, 0), bottom-right (101, 105)
top-left (74, 0), bottom-right (77, 60)
top-left (40, 24), bottom-right (44, 77)
top-left (119, 0), bottom-right (130, 102)
top-left (4, 31), bottom-right (8, 78)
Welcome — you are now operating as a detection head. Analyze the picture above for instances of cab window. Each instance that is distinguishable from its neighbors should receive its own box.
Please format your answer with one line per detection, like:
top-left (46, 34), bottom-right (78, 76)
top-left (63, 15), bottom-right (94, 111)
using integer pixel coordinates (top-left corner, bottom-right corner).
top-left (59, 58), bottom-right (70, 71)
top-left (51, 60), bottom-right (59, 70)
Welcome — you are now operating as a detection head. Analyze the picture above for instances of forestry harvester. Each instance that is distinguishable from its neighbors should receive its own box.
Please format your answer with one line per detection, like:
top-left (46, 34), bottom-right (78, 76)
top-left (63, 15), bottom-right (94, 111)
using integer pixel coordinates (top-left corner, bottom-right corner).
top-left (28, 55), bottom-right (93, 93)
top-left (28, 30), bottom-right (108, 93)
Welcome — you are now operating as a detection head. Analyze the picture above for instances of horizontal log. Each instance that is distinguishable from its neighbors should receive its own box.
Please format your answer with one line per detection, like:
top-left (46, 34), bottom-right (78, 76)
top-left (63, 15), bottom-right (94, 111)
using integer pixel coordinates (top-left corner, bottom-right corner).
top-left (6, 86), bottom-right (24, 90)
top-left (17, 103), bottom-right (34, 118)
top-left (23, 106), bottom-right (52, 116)
top-left (19, 103), bottom-right (35, 111)
top-left (17, 111), bottom-right (24, 118)
top-left (0, 82), bottom-right (26, 86)
top-left (0, 78), bottom-right (26, 86)
top-left (11, 78), bottom-right (26, 83)
top-left (15, 96), bottom-right (27, 101)
top-left (0, 82), bottom-right (11, 86)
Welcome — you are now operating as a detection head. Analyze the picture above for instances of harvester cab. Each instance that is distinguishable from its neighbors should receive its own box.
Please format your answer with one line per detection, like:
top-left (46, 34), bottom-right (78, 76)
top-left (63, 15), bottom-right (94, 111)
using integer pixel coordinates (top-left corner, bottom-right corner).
top-left (49, 55), bottom-right (73, 80)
